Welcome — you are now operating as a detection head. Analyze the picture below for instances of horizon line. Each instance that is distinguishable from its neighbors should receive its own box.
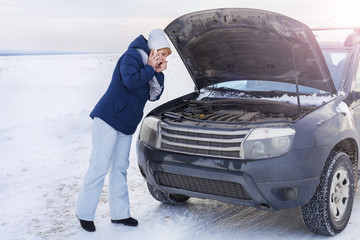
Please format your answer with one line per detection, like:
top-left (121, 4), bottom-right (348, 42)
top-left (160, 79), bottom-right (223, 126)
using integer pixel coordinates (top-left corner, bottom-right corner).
top-left (0, 50), bottom-right (115, 56)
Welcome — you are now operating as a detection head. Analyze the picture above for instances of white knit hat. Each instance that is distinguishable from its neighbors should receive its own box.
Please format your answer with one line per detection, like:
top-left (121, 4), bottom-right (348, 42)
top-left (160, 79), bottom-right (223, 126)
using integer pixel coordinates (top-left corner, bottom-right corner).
top-left (148, 29), bottom-right (171, 52)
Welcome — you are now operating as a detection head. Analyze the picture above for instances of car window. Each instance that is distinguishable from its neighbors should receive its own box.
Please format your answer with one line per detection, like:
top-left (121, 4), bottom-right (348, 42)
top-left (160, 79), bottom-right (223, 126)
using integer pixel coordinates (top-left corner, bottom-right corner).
top-left (321, 49), bottom-right (350, 90)
top-left (356, 61), bottom-right (360, 89)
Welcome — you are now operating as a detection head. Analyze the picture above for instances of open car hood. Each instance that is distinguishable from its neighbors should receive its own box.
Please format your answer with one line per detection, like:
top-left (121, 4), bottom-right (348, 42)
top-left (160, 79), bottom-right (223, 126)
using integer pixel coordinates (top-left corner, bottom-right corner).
top-left (164, 8), bottom-right (336, 94)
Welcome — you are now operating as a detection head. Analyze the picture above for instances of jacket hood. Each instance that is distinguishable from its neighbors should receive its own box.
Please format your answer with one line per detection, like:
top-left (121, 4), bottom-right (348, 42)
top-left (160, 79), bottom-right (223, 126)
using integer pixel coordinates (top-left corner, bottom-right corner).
top-left (164, 8), bottom-right (336, 94)
top-left (128, 35), bottom-right (150, 54)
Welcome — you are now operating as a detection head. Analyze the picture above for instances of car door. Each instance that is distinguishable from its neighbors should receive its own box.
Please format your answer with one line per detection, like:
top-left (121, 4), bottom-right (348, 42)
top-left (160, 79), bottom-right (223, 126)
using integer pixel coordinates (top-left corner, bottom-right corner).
top-left (350, 47), bottom-right (360, 171)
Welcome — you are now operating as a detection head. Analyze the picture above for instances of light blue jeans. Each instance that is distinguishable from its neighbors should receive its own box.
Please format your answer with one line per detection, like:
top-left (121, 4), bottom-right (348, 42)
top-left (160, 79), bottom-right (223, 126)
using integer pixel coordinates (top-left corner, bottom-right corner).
top-left (76, 117), bottom-right (132, 221)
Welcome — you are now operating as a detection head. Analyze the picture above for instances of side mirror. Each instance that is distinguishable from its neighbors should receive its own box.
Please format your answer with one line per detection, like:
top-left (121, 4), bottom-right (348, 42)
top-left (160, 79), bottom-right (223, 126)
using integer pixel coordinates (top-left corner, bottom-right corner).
top-left (351, 91), bottom-right (360, 101)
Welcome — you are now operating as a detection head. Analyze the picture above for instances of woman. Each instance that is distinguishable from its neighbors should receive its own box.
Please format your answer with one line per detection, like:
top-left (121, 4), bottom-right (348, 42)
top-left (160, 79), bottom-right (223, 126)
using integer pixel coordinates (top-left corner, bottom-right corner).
top-left (76, 29), bottom-right (171, 232)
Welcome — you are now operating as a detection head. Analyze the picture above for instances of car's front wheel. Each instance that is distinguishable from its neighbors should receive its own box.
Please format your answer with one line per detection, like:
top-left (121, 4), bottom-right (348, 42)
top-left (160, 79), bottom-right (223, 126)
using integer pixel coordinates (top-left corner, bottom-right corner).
top-left (301, 151), bottom-right (355, 236)
top-left (147, 182), bottom-right (190, 204)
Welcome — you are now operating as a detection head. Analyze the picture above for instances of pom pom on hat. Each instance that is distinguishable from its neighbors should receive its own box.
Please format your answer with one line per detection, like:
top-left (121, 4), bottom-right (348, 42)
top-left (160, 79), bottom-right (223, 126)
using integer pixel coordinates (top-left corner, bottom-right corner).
top-left (148, 29), bottom-right (171, 52)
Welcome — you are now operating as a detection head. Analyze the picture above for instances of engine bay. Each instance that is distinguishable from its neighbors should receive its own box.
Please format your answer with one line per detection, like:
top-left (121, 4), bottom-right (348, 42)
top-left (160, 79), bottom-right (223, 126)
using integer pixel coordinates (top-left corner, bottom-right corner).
top-left (162, 99), bottom-right (314, 123)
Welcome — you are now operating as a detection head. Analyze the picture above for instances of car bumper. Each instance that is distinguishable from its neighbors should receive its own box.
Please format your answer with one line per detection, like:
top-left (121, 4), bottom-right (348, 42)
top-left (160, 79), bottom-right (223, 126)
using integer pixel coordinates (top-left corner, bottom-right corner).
top-left (137, 140), bottom-right (328, 210)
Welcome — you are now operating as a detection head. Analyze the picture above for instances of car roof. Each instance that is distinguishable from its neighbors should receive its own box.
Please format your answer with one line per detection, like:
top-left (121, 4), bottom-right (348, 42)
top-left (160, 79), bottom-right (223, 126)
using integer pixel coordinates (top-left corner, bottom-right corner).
top-left (317, 41), bottom-right (350, 49)
top-left (313, 28), bottom-right (360, 48)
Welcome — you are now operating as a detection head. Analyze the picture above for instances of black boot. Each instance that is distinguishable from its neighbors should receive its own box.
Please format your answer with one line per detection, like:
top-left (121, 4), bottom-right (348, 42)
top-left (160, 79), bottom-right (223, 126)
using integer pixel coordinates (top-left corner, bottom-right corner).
top-left (111, 217), bottom-right (138, 227)
top-left (78, 218), bottom-right (96, 232)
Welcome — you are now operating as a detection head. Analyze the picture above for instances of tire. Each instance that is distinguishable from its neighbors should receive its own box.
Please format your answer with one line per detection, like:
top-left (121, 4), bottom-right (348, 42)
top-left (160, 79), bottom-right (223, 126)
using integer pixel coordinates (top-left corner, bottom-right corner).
top-left (301, 151), bottom-right (355, 236)
top-left (147, 182), bottom-right (190, 204)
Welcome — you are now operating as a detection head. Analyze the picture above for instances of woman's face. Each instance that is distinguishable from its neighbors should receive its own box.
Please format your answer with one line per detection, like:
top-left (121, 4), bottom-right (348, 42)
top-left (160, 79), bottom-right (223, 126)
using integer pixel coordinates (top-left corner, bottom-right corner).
top-left (156, 49), bottom-right (169, 65)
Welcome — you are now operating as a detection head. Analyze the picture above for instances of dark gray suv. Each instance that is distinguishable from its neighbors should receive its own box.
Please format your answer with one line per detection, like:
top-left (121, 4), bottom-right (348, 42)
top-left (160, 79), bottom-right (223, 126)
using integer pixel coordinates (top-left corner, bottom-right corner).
top-left (136, 8), bottom-right (360, 236)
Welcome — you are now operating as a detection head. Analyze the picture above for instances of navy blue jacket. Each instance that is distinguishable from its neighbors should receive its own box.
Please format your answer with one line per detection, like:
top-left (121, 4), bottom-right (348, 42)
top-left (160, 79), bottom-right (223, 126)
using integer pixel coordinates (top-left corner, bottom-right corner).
top-left (90, 35), bottom-right (164, 135)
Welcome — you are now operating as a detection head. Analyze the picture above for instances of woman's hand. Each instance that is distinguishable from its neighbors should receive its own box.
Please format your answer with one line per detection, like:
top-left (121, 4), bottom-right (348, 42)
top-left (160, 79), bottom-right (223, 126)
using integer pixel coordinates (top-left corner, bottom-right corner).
top-left (155, 60), bottom-right (168, 72)
top-left (147, 49), bottom-right (159, 70)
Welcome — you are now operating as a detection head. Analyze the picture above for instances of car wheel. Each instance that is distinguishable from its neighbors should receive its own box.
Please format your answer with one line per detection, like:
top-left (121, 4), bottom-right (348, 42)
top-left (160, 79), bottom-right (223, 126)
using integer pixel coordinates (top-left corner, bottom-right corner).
top-left (301, 151), bottom-right (355, 236)
top-left (147, 182), bottom-right (190, 204)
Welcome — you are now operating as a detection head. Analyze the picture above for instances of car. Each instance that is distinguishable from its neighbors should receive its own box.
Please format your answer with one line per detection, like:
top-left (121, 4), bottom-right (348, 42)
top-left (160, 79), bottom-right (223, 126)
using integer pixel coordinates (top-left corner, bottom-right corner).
top-left (136, 8), bottom-right (360, 236)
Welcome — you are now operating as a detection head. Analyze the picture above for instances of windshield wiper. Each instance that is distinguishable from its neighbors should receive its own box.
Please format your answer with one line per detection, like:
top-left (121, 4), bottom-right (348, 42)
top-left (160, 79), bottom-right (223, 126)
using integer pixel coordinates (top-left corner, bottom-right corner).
top-left (211, 87), bottom-right (254, 95)
top-left (267, 90), bottom-right (295, 97)
top-left (161, 112), bottom-right (184, 122)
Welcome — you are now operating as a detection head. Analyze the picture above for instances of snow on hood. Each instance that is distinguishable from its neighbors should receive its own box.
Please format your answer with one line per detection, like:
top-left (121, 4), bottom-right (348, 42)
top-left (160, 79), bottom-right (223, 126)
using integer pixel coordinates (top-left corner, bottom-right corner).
top-left (197, 89), bottom-right (337, 106)
top-left (336, 101), bottom-right (352, 115)
top-left (164, 8), bottom-right (336, 94)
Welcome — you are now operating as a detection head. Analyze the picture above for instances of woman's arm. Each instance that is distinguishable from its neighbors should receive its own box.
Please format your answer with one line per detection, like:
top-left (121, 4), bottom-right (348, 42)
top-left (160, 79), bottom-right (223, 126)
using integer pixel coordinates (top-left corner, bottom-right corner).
top-left (120, 50), bottom-right (155, 90)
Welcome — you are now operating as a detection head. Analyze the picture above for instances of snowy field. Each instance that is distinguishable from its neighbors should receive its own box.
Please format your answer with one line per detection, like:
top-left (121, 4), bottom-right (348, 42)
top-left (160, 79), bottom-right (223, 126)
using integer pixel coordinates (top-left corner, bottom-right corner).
top-left (0, 53), bottom-right (360, 240)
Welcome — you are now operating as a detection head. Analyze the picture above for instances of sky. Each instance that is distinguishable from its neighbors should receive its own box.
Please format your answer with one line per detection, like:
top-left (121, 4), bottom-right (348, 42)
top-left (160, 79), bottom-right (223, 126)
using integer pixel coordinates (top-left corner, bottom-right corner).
top-left (0, 0), bottom-right (360, 53)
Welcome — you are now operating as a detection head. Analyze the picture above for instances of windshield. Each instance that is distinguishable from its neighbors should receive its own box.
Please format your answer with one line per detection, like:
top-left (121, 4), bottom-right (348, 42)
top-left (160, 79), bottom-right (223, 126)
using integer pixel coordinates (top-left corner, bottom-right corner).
top-left (211, 80), bottom-right (321, 94)
top-left (208, 49), bottom-right (350, 94)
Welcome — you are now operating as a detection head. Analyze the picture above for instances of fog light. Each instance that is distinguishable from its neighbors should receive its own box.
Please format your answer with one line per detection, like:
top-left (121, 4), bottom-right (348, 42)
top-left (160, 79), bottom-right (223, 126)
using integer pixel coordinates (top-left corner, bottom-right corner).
top-left (283, 187), bottom-right (298, 201)
top-left (259, 203), bottom-right (271, 210)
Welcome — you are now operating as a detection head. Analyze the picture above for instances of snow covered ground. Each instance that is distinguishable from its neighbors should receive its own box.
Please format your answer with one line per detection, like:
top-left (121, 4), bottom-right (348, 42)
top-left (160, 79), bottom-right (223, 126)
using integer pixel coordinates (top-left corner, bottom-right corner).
top-left (0, 53), bottom-right (359, 240)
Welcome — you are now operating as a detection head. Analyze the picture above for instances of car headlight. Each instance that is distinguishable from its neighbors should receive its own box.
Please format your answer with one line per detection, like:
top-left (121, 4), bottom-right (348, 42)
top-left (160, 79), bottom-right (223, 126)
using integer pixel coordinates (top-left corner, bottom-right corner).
top-left (243, 127), bottom-right (295, 159)
top-left (139, 116), bottom-right (159, 148)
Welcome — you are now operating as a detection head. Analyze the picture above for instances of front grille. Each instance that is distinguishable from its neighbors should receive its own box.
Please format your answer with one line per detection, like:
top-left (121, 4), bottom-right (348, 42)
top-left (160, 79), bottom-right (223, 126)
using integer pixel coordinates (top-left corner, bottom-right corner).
top-left (159, 123), bottom-right (250, 159)
top-left (157, 171), bottom-right (251, 200)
